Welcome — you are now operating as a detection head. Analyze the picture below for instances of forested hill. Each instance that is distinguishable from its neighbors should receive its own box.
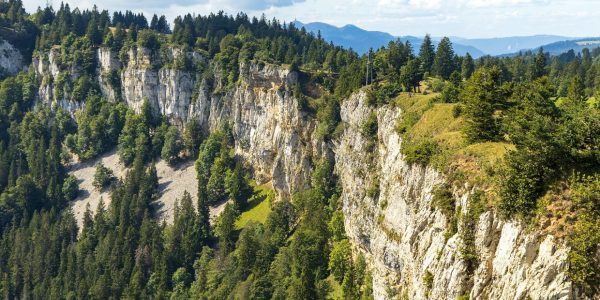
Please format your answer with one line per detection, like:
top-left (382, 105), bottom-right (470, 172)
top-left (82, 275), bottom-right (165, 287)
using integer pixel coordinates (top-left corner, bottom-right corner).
top-left (0, 0), bottom-right (600, 299)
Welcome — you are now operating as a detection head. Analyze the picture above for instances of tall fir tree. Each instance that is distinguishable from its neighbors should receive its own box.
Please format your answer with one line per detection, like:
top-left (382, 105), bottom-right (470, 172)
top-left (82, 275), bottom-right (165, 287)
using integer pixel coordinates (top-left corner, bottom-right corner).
top-left (432, 37), bottom-right (456, 80)
top-left (419, 34), bottom-right (435, 75)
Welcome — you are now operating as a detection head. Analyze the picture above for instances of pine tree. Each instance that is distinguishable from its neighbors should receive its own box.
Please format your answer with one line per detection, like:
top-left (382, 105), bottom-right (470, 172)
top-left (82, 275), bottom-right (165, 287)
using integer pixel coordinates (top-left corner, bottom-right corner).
top-left (461, 53), bottom-right (475, 80)
top-left (432, 37), bottom-right (456, 80)
top-left (400, 59), bottom-right (423, 93)
top-left (419, 34), bottom-right (435, 75)
top-left (225, 161), bottom-right (252, 209)
top-left (161, 126), bottom-right (181, 165)
top-left (567, 75), bottom-right (586, 103)
top-left (183, 120), bottom-right (202, 158)
top-left (461, 67), bottom-right (505, 142)
top-left (216, 203), bottom-right (239, 254)
top-left (529, 48), bottom-right (547, 80)
top-left (85, 15), bottom-right (102, 45)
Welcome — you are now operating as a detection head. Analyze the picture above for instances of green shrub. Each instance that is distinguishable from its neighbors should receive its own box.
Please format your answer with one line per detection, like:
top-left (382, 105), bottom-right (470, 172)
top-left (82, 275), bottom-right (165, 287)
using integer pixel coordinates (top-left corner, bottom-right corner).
top-left (423, 271), bottom-right (434, 291)
top-left (329, 239), bottom-right (352, 282)
top-left (161, 126), bottom-right (182, 165)
top-left (366, 82), bottom-right (401, 107)
top-left (361, 112), bottom-right (378, 139)
top-left (452, 104), bottom-right (463, 118)
top-left (460, 190), bottom-right (485, 275)
top-left (93, 162), bottom-right (115, 190)
top-left (432, 183), bottom-right (455, 217)
top-left (441, 82), bottom-right (460, 103)
top-left (316, 96), bottom-right (340, 140)
top-left (427, 77), bottom-right (445, 92)
top-left (137, 29), bottom-right (161, 52)
top-left (444, 211), bottom-right (458, 241)
top-left (498, 150), bottom-right (550, 219)
top-left (62, 175), bottom-right (79, 201)
top-left (401, 138), bottom-right (440, 165)
top-left (396, 111), bottom-right (420, 134)
top-left (102, 69), bottom-right (121, 90)
top-left (366, 179), bottom-right (380, 199)
top-left (72, 75), bottom-right (94, 102)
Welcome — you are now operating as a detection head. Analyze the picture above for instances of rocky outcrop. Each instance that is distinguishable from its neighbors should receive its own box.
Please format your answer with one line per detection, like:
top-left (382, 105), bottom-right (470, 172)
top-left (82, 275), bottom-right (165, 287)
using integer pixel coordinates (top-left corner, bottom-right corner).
top-left (34, 46), bottom-right (321, 199)
top-left (229, 64), bottom-right (322, 196)
top-left (0, 40), bottom-right (24, 76)
top-left (336, 91), bottom-right (575, 299)
top-left (33, 47), bottom-right (84, 111)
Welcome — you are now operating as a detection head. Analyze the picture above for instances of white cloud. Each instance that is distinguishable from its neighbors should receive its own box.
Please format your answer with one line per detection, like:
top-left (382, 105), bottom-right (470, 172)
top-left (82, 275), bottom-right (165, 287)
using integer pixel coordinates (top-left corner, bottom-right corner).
top-left (459, 0), bottom-right (549, 8)
top-left (22, 0), bottom-right (600, 38)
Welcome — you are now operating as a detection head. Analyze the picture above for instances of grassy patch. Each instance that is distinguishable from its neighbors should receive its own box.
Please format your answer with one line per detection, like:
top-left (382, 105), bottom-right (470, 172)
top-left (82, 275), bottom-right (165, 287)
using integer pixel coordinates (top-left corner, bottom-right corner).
top-left (459, 142), bottom-right (515, 164)
top-left (395, 91), bottom-right (514, 194)
top-left (235, 182), bottom-right (274, 229)
top-left (409, 103), bottom-right (465, 146)
top-left (395, 92), bottom-right (439, 116)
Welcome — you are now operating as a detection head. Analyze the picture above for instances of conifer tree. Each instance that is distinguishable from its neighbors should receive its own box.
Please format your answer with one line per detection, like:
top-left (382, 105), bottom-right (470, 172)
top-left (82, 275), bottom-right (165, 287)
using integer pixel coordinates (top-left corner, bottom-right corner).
top-left (161, 126), bottom-right (181, 165)
top-left (529, 48), bottom-right (547, 80)
top-left (461, 67), bottom-right (505, 142)
top-left (433, 37), bottom-right (456, 80)
top-left (461, 53), bottom-right (475, 80)
top-left (419, 34), bottom-right (435, 75)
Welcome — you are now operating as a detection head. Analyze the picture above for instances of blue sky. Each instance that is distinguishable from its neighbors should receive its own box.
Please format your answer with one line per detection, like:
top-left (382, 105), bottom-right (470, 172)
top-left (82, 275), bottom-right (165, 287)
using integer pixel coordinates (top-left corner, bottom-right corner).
top-left (24, 0), bottom-right (600, 38)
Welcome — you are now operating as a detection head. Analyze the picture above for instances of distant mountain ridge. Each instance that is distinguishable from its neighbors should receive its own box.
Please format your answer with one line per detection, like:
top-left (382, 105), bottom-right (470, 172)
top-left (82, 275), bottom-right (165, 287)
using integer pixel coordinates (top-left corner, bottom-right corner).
top-left (294, 21), bottom-right (588, 58)
top-left (454, 35), bottom-right (575, 56)
top-left (293, 21), bottom-right (485, 58)
top-left (523, 37), bottom-right (600, 56)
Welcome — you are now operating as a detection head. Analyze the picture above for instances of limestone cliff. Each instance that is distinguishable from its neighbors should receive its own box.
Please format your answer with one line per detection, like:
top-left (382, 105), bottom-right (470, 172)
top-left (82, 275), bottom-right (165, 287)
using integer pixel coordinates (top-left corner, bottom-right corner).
top-left (31, 46), bottom-right (579, 299)
top-left (0, 40), bottom-right (24, 76)
top-left (34, 46), bottom-right (322, 198)
top-left (336, 91), bottom-right (575, 299)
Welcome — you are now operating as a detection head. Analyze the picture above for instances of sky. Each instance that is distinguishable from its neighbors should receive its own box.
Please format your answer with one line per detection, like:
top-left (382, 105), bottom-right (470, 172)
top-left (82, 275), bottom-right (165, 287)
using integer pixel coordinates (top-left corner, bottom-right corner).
top-left (23, 0), bottom-right (600, 38)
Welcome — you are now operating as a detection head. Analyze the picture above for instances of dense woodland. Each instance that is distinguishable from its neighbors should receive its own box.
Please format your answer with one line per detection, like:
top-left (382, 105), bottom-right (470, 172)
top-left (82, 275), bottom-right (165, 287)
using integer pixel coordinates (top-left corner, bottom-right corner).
top-left (0, 0), bottom-right (599, 298)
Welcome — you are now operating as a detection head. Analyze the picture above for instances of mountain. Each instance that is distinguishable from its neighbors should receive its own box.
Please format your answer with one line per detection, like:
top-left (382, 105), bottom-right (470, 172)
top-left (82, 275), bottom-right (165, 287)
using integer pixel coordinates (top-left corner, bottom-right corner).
top-left (534, 37), bottom-right (600, 55)
top-left (294, 22), bottom-right (588, 57)
top-left (454, 35), bottom-right (574, 56)
top-left (496, 37), bottom-right (600, 57)
top-left (294, 21), bottom-right (486, 58)
top-left (293, 21), bottom-right (395, 54)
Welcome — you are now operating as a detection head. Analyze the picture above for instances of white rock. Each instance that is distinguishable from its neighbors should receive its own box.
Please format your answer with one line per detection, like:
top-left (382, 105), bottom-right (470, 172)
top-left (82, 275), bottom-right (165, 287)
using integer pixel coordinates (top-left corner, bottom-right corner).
top-left (336, 93), bottom-right (576, 299)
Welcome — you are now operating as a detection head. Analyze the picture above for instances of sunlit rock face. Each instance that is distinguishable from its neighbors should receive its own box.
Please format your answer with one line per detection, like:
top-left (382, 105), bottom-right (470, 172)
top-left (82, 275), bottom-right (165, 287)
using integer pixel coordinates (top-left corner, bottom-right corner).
top-left (336, 91), bottom-right (574, 300)
top-left (34, 46), bottom-right (323, 200)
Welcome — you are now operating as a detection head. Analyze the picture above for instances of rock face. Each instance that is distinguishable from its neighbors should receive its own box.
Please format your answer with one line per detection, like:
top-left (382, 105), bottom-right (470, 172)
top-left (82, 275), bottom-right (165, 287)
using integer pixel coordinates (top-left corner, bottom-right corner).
top-left (34, 46), bottom-right (321, 199)
top-left (0, 40), bottom-right (24, 76)
top-left (32, 46), bottom-right (578, 299)
top-left (336, 91), bottom-right (575, 300)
